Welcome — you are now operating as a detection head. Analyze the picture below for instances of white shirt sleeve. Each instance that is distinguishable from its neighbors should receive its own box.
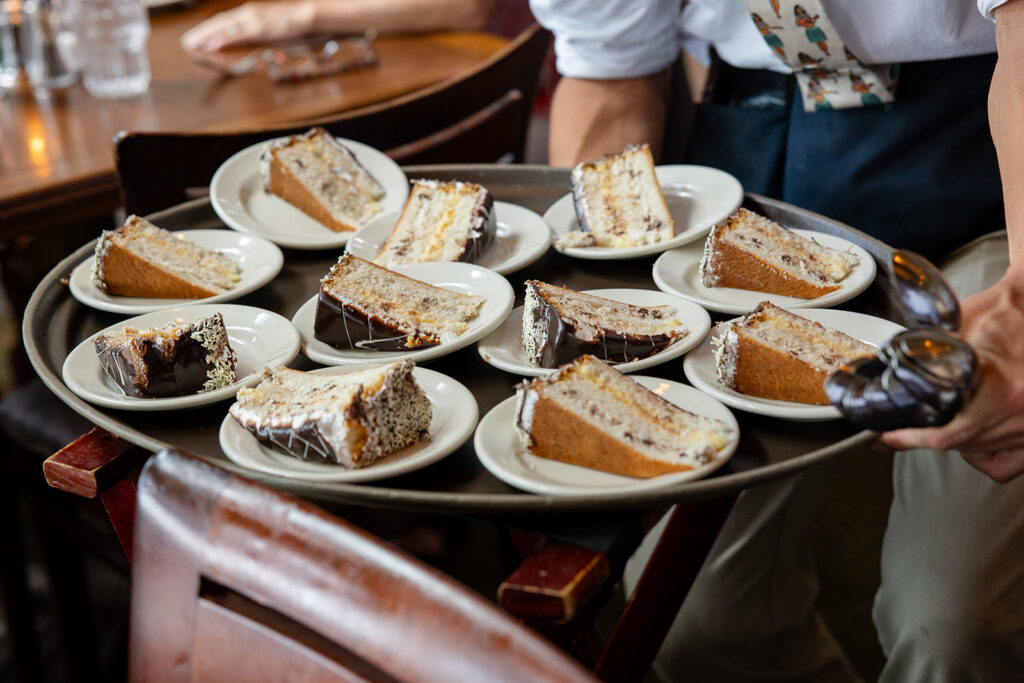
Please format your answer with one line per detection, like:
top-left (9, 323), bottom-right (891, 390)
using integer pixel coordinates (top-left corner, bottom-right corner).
top-left (529, 0), bottom-right (682, 79)
top-left (978, 0), bottom-right (1011, 19)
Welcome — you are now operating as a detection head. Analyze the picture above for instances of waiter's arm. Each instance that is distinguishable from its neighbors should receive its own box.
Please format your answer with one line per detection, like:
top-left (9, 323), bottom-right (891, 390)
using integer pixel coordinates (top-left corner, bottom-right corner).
top-left (881, 0), bottom-right (1024, 481)
top-left (990, 0), bottom-right (1024, 260)
top-left (548, 70), bottom-right (672, 167)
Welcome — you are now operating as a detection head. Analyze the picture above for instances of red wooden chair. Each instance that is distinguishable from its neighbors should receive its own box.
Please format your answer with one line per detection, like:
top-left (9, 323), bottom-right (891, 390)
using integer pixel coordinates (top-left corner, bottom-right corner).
top-left (130, 448), bottom-right (597, 682)
top-left (43, 429), bottom-right (736, 682)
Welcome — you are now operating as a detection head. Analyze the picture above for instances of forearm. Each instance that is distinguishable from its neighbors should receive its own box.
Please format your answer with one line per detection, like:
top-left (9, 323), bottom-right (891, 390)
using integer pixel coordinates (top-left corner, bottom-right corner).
top-left (309, 0), bottom-right (494, 34)
top-left (182, 0), bottom-right (494, 52)
top-left (990, 0), bottom-right (1024, 271)
top-left (548, 71), bottom-right (671, 167)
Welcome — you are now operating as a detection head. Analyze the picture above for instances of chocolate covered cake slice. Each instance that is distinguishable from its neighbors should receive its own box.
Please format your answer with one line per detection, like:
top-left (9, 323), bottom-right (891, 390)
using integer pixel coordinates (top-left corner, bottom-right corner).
top-left (374, 180), bottom-right (496, 267)
top-left (700, 208), bottom-right (859, 298)
top-left (564, 144), bottom-right (674, 249)
top-left (314, 253), bottom-right (485, 351)
top-left (514, 355), bottom-right (734, 477)
top-left (522, 281), bottom-right (688, 368)
top-left (260, 127), bottom-right (385, 232)
top-left (93, 313), bottom-right (238, 398)
top-left (712, 302), bottom-right (876, 405)
top-left (91, 215), bottom-right (242, 298)
top-left (229, 361), bottom-right (432, 468)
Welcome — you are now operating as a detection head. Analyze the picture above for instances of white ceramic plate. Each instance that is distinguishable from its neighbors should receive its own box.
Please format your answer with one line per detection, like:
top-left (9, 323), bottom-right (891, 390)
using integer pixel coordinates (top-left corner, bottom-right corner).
top-left (346, 201), bottom-right (551, 275)
top-left (62, 304), bottom-right (301, 411)
top-left (476, 288), bottom-right (711, 377)
top-left (209, 137), bottom-right (410, 250)
top-left (652, 229), bottom-right (876, 315)
top-left (68, 229), bottom-right (284, 314)
top-left (474, 376), bottom-right (739, 496)
top-left (292, 261), bottom-right (514, 365)
top-left (682, 308), bottom-right (905, 421)
top-left (543, 165), bottom-right (743, 260)
top-left (219, 364), bottom-right (477, 482)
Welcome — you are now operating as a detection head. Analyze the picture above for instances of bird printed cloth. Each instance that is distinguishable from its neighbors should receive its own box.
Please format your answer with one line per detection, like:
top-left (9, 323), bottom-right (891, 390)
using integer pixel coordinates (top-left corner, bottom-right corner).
top-left (743, 0), bottom-right (897, 111)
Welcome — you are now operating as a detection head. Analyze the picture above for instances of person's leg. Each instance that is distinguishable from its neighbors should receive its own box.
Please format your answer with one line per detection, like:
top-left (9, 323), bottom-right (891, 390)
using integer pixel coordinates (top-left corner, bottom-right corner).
top-left (874, 232), bottom-right (1024, 681)
top-left (875, 450), bottom-right (1024, 681)
top-left (625, 462), bottom-right (861, 683)
top-left (642, 64), bottom-right (858, 683)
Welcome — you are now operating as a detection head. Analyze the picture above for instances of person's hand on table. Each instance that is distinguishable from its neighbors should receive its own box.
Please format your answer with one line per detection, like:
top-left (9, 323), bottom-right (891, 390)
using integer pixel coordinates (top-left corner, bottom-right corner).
top-left (181, 1), bottom-right (317, 52)
top-left (881, 269), bottom-right (1024, 482)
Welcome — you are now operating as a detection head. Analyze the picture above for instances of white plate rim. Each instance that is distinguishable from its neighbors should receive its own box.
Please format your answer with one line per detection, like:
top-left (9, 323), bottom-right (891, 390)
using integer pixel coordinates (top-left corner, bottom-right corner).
top-left (292, 261), bottom-right (515, 365)
top-left (68, 229), bottom-right (285, 314)
top-left (652, 228), bottom-right (877, 314)
top-left (218, 364), bottom-right (478, 482)
top-left (209, 137), bottom-right (409, 250)
top-left (476, 287), bottom-right (712, 377)
top-left (543, 165), bottom-right (743, 260)
top-left (347, 200), bottom-right (551, 275)
top-left (61, 303), bottom-right (301, 411)
top-left (474, 375), bottom-right (740, 496)
top-left (682, 307), bottom-right (905, 421)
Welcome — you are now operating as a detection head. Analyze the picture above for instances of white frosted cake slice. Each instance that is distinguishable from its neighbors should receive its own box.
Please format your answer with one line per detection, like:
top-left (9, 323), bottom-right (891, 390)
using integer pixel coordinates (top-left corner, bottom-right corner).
top-left (521, 280), bottom-right (687, 367)
top-left (374, 180), bottom-right (496, 267)
top-left (700, 208), bottom-right (859, 298)
top-left (229, 361), bottom-right (432, 467)
top-left (514, 355), bottom-right (734, 477)
top-left (565, 144), bottom-right (674, 249)
top-left (93, 313), bottom-right (238, 398)
top-left (712, 302), bottom-right (876, 405)
top-left (91, 215), bottom-right (241, 298)
top-left (314, 253), bottom-right (485, 350)
top-left (260, 127), bottom-right (385, 232)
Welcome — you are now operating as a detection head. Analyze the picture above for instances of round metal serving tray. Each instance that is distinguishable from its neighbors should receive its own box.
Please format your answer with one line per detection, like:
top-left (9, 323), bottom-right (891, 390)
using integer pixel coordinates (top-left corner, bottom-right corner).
top-left (25, 165), bottom-right (900, 515)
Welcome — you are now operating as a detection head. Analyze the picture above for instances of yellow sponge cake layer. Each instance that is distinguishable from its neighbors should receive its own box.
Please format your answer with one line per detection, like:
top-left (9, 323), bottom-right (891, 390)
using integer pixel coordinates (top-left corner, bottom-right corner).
top-left (515, 355), bottom-right (734, 477)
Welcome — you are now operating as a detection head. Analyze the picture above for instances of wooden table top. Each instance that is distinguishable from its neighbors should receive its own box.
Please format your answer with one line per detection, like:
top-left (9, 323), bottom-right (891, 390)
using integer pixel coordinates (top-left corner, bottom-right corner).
top-left (0, 0), bottom-right (507, 234)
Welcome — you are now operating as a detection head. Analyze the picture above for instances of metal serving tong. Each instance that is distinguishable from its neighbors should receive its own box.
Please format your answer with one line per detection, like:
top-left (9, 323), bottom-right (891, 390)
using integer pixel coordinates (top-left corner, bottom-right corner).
top-left (824, 250), bottom-right (978, 431)
top-left (190, 29), bottom-right (378, 81)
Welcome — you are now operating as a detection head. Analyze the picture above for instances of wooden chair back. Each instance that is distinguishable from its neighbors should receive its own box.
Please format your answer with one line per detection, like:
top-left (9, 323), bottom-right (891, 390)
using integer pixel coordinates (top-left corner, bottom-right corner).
top-left (114, 24), bottom-right (551, 216)
top-left (129, 449), bottom-right (596, 682)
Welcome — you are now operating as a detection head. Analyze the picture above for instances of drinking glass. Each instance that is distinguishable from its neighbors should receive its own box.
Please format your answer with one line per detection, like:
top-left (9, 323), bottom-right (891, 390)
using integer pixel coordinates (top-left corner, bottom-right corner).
top-left (0, 0), bottom-right (32, 92)
top-left (70, 0), bottom-right (149, 97)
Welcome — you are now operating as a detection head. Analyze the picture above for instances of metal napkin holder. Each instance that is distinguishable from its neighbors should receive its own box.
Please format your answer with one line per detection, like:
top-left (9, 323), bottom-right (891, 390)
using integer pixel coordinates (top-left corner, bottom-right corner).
top-left (824, 250), bottom-right (978, 432)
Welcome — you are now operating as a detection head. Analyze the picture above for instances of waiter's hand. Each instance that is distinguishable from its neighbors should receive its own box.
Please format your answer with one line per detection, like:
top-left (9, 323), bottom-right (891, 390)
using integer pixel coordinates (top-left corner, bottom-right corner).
top-left (881, 273), bottom-right (1024, 482)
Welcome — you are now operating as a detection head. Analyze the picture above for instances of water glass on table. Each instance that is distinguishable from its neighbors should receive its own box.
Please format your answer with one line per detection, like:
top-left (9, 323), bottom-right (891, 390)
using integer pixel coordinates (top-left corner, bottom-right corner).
top-left (70, 0), bottom-right (149, 97)
top-left (0, 0), bottom-right (33, 92)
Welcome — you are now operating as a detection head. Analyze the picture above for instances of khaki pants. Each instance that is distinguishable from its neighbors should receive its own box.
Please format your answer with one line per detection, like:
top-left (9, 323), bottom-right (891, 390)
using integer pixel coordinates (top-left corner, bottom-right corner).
top-left (630, 233), bottom-right (1024, 682)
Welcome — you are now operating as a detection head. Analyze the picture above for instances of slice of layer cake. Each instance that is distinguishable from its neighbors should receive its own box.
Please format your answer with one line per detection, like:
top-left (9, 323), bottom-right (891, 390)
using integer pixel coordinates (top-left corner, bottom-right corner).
top-left (314, 253), bottom-right (485, 351)
top-left (374, 180), bottom-right (496, 267)
top-left (94, 313), bottom-right (237, 398)
top-left (700, 208), bottom-right (859, 298)
top-left (712, 302), bottom-right (876, 405)
top-left (91, 215), bottom-right (242, 298)
top-left (566, 144), bottom-right (674, 249)
top-left (522, 281), bottom-right (688, 368)
top-left (229, 360), bottom-right (432, 468)
top-left (260, 127), bottom-right (385, 232)
top-left (514, 355), bottom-right (734, 477)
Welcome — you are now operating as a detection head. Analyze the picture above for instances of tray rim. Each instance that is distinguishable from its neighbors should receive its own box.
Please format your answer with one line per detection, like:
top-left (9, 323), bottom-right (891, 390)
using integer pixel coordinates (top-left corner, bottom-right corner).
top-left (23, 165), bottom-right (895, 515)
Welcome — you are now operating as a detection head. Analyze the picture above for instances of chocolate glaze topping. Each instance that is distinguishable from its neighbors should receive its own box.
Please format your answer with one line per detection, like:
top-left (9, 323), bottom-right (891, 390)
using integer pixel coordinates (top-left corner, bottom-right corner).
top-left (313, 291), bottom-right (438, 351)
top-left (95, 336), bottom-right (210, 398)
top-left (251, 423), bottom-right (333, 463)
top-left (529, 296), bottom-right (675, 368)
top-left (460, 191), bottom-right (496, 263)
